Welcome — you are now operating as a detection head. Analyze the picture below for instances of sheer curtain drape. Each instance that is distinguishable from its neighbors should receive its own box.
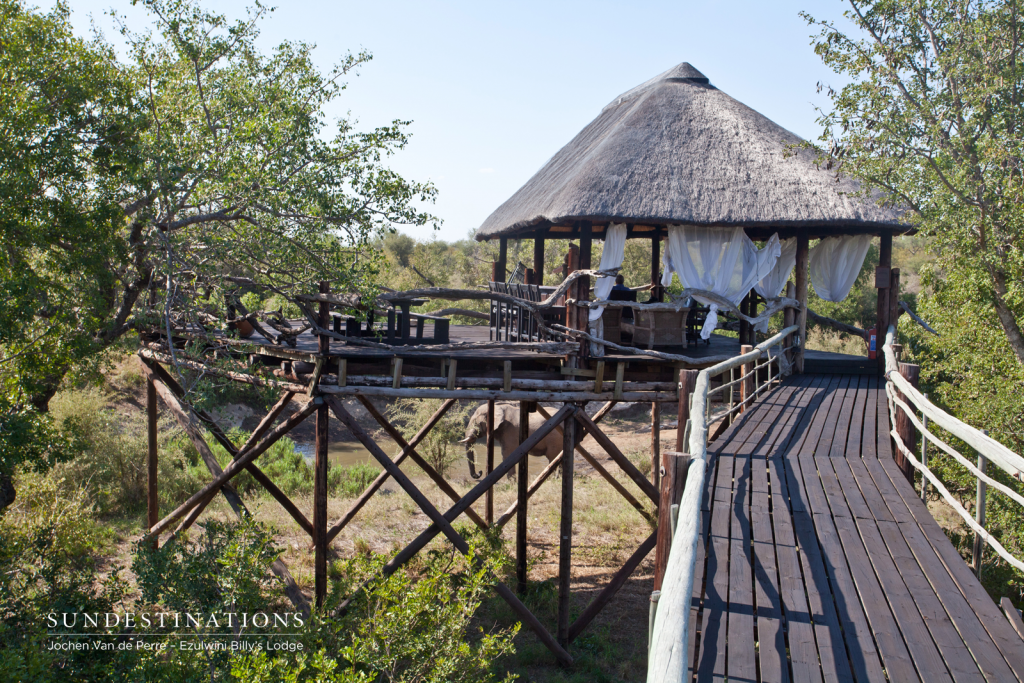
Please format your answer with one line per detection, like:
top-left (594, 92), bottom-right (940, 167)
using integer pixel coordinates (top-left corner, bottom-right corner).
top-left (809, 235), bottom-right (872, 302)
top-left (752, 237), bottom-right (797, 332)
top-left (661, 225), bottom-right (781, 339)
top-left (588, 223), bottom-right (627, 355)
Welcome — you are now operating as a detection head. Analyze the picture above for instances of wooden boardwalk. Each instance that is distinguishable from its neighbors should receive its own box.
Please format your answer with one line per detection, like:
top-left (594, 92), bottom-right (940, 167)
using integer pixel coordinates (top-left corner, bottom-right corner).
top-left (688, 373), bottom-right (1024, 683)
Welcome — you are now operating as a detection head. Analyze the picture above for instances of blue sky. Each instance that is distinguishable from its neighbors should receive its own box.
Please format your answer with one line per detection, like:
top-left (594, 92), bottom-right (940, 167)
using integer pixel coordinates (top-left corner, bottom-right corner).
top-left (58, 0), bottom-right (858, 242)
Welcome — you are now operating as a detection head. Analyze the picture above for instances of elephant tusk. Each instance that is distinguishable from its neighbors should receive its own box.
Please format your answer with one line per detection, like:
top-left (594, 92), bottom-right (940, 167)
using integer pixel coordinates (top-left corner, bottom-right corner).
top-left (458, 436), bottom-right (475, 444)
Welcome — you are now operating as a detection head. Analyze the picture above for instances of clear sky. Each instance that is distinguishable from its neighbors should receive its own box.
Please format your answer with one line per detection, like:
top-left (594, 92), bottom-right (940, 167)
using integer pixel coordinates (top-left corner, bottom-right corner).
top-left (58, 0), bottom-right (857, 242)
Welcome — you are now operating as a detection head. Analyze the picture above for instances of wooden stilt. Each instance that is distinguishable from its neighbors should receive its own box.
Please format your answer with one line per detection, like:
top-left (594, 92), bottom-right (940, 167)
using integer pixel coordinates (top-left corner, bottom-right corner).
top-left (651, 234), bottom-right (662, 302)
top-left (146, 373), bottom-right (158, 548)
top-left (534, 238), bottom-right (545, 286)
top-left (557, 405), bottom-right (576, 648)
top-left (517, 400), bottom-right (529, 593)
top-left (795, 234), bottom-right (810, 374)
top-left (895, 362), bottom-right (921, 484)
top-left (877, 231), bottom-right (893, 375)
top-left (575, 411), bottom-right (660, 503)
top-left (676, 369), bottom-right (698, 452)
top-left (650, 402), bottom-right (661, 488)
top-left (313, 281), bottom-right (330, 609)
top-left (653, 451), bottom-right (691, 590)
top-left (740, 344), bottom-right (754, 413)
top-left (486, 399), bottom-right (495, 525)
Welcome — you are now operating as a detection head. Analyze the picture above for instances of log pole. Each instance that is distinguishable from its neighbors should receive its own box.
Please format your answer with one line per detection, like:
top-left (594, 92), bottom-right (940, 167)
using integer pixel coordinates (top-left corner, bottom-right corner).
top-left (973, 430), bottom-right (989, 579)
top-left (314, 281), bottom-right (330, 609)
top-left (517, 400), bottom-right (529, 593)
top-left (653, 451), bottom-right (691, 590)
top-left (651, 234), bottom-right (661, 302)
top-left (486, 399), bottom-right (495, 525)
top-left (740, 344), bottom-right (754, 413)
top-left (877, 231), bottom-right (893, 375)
top-left (676, 370), bottom-right (698, 452)
top-left (557, 405), bottom-right (576, 648)
top-left (146, 373), bottom-right (158, 548)
top-left (651, 402), bottom-right (661, 489)
top-left (895, 362), bottom-right (920, 484)
top-left (497, 238), bottom-right (508, 283)
top-left (795, 234), bottom-right (810, 373)
top-left (534, 238), bottom-right (545, 286)
top-left (783, 281), bottom-right (795, 354)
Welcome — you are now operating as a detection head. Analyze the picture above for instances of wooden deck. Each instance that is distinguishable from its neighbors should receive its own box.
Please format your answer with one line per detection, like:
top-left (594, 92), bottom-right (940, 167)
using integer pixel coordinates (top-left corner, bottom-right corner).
top-left (689, 373), bottom-right (1024, 682)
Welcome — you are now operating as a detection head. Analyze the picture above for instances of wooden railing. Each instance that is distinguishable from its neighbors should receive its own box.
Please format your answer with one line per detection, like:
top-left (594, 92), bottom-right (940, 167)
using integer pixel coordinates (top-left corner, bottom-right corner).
top-left (646, 324), bottom-right (799, 682)
top-left (883, 325), bottom-right (1024, 574)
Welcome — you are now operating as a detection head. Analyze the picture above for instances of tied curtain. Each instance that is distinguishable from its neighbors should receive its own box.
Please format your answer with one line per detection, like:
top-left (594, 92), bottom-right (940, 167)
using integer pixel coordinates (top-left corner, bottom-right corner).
top-left (809, 235), bottom-right (872, 302)
top-left (661, 226), bottom-right (781, 339)
top-left (752, 237), bottom-right (798, 332)
top-left (588, 223), bottom-right (627, 355)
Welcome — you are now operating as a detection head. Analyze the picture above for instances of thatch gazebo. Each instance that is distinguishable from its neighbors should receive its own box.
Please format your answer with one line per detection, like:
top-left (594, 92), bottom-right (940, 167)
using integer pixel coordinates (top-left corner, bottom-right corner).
top-left (475, 62), bottom-right (908, 371)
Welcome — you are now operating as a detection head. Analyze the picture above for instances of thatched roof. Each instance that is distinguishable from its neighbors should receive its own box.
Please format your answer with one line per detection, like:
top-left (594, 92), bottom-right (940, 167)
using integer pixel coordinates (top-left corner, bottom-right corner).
top-left (475, 63), bottom-right (906, 241)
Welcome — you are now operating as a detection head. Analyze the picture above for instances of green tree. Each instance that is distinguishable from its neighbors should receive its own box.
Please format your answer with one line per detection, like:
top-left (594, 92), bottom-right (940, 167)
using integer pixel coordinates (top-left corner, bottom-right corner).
top-left (0, 0), bottom-right (435, 506)
top-left (805, 0), bottom-right (1024, 364)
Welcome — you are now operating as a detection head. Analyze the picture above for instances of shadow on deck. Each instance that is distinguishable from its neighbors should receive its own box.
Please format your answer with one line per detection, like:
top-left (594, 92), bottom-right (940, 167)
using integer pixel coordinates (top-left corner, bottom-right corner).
top-left (689, 374), bottom-right (1024, 683)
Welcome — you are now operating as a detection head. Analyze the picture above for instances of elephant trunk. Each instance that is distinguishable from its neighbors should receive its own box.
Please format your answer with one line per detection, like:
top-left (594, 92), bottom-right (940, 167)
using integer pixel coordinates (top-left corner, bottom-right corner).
top-left (459, 425), bottom-right (483, 479)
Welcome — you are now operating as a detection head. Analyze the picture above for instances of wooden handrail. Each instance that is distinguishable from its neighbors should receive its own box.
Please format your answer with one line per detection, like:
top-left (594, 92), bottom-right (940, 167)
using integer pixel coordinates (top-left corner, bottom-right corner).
top-left (882, 325), bottom-right (1024, 574)
top-left (646, 325), bottom-right (798, 682)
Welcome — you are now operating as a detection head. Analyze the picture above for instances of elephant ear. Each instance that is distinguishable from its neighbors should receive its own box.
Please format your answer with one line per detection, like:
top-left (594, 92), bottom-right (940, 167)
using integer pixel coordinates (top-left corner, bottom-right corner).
top-left (497, 403), bottom-right (516, 429)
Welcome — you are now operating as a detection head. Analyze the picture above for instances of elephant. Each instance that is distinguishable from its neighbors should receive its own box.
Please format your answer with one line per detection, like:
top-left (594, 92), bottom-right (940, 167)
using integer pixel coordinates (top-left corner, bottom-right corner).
top-left (459, 402), bottom-right (563, 479)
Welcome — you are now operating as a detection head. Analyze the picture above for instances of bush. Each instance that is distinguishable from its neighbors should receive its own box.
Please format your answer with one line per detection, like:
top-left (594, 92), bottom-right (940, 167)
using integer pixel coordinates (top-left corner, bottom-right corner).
top-left (49, 388), bottom-right (203, 517)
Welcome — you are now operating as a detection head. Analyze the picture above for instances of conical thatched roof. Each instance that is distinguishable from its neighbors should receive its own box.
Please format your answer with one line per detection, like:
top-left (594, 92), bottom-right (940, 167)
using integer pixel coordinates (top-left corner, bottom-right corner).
top-left (475, 62), bottom-right (906, 241)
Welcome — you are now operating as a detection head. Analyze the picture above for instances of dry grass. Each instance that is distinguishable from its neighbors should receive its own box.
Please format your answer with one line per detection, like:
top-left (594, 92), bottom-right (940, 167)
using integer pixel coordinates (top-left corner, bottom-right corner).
top-left (806, 325), bottom-right (868, 356)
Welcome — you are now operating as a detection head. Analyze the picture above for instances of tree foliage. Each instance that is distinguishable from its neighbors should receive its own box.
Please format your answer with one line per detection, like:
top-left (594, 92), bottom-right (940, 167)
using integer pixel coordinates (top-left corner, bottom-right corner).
top-left (0, 0), bottom-right (435, 495)
top-left (805, 0), bottom-right (1024, 365)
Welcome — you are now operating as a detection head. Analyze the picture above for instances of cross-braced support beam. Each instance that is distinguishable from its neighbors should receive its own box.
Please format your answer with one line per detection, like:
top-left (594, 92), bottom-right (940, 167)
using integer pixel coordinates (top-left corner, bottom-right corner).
top-left (328, 396), bottom-right (575, 666)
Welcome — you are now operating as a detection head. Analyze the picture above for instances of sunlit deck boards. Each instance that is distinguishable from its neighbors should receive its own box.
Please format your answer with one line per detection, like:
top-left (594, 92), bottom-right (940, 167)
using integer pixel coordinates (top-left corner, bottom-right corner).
top-left (689, 374), bottom-right (1024, 683)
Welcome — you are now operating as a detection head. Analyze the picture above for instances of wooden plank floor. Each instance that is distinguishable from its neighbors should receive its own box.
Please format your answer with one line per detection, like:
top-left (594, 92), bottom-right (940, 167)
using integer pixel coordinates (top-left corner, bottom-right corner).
top-left (688, 374), bottom-right (1024, 683)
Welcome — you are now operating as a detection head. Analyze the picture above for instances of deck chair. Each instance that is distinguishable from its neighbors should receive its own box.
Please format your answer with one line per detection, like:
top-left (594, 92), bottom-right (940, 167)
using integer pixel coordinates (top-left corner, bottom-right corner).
top-left (632, 307), bottom-right (690, 349)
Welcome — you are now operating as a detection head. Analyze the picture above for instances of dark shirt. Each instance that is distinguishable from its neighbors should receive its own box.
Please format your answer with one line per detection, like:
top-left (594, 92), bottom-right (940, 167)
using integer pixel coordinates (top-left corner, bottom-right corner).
top-left (611, 283), bottom-right (631, 292)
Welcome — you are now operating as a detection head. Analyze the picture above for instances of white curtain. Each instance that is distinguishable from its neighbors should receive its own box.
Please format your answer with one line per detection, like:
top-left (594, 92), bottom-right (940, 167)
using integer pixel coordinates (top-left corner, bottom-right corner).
top-left (588, 223), bottom-right (627, 355)
top-left (809, 234), bottom-right (872, 302)
top-left (752, 237), bottom-right (798, 332)
top-left (661, 225), bottom-right (781, 339)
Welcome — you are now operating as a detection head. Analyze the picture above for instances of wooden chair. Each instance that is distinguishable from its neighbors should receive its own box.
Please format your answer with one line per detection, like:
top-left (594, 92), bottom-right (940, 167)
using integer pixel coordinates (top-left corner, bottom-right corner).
top-left (632, 307), bottom-right (690, 349)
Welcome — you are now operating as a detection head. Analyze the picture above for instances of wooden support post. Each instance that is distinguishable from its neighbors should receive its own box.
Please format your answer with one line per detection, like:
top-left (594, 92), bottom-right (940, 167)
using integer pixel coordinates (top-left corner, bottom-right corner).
top-left (739, 292), bottom-right (751, 346)
top-left (486, 400), bottom-right (495, 526)
top-left (565, 243), bottom-right (580, 330)
top-left (497, 237), bottom-right (508, 283)
top-left (557, 405), bottom-right (576, 648)
top-left (973, 430), bottom-right (989, 579)
top-left (877, 231), bottom-right (893, 375)
top-left (651, 234), bottom-right (661, 302)
top-left (740, 344), bottom-right (754, 413)
top-left (895, 362), bottom-right (920, 484)
top-left (578, 223), bottom-right (592, 364)
top-left (921, 393), bottom-right (929, 501)
top-left (517, 401), bottom-right (530, 593)
top-left (146, 374), bottom-right (158, 548)
top-left (653, 451), bottom-right (691, 590)
top-left (534, 237), bottom-right (545, 286)
top-left (651, 402), bottom-right (661, 488)
top-left (888, 268), bottom-right (902, 337)
top-left (783, 281), bottom-right (795, 355)
top-left (676, 370), bottom-right (698, 452)
top-left (314, 281), bottom-right (330, 609)
top-left (795, 235), bottom-right (810, 374)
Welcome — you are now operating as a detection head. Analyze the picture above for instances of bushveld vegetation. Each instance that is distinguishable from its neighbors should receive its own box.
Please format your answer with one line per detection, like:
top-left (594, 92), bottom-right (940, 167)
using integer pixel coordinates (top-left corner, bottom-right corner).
top-left (4, 0), bottom-right (1024, 679)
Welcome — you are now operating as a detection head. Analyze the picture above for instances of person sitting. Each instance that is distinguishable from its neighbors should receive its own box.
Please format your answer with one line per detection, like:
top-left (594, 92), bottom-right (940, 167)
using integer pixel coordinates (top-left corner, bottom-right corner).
top-left (611, 274), bottom-right (631, 293)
